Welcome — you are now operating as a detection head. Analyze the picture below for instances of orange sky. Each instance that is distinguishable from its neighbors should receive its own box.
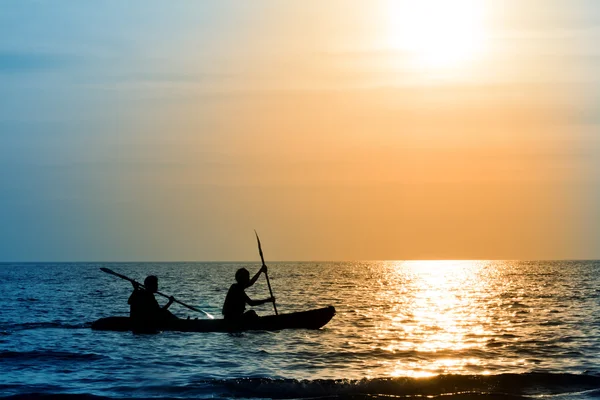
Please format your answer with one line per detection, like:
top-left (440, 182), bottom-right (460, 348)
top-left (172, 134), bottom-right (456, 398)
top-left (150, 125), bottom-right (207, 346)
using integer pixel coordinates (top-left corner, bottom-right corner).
top-left (1, 1), bottom-right (598, 260)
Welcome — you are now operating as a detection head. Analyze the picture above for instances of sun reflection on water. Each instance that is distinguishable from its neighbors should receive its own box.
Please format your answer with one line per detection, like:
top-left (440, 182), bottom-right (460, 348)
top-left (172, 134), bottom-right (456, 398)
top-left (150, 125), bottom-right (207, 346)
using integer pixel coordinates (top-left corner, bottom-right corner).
top-left (376, 260), bottom-right (496, 376)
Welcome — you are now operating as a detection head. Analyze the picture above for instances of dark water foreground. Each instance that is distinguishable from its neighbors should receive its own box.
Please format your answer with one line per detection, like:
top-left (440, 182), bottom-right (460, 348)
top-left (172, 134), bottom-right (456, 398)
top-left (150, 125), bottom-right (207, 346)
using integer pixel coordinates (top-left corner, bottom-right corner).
top-left (1, 261), bottom-right (600, 399)
top-left (2, 373), bottom-right (600, 400)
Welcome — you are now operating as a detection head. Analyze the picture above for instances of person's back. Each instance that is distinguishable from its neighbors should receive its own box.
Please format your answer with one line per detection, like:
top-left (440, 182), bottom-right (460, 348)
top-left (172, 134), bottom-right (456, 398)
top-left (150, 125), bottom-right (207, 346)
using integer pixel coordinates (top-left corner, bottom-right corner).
top-left (222, 282), bottom-right (246, 319)
top-left (128, 275), bottom-right (175, 332)
top-left (128, 287), bottom-right (160, 322)
top-left (221, 266), bottom-right (274, 321)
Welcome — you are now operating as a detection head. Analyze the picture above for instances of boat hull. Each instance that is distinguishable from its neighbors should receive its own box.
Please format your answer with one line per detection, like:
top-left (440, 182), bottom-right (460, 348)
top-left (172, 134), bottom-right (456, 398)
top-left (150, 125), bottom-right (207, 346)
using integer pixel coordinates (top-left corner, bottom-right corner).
top-left (91, 306), bottom-right (335, 332)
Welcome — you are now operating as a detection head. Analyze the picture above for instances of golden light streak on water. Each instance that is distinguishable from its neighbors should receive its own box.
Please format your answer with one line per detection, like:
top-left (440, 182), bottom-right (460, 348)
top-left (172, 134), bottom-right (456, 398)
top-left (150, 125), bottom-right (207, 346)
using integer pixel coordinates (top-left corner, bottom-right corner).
top-left (377, 260), bottom-right (501, 375)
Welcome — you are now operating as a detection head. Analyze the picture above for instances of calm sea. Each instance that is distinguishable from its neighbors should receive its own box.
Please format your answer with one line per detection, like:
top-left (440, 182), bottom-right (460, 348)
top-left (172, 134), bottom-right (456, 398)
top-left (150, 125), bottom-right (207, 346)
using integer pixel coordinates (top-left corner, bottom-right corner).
top-left (1, 261), bottom-right (600, 399)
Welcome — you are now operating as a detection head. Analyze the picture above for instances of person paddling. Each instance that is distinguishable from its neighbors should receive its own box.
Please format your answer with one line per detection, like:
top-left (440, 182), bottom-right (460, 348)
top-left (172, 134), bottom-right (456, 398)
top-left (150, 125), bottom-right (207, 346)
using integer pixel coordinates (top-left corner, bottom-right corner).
top-left (128, 275), bottom-right (178, 332)
top-left (222, 266), bottom-right (275, 321)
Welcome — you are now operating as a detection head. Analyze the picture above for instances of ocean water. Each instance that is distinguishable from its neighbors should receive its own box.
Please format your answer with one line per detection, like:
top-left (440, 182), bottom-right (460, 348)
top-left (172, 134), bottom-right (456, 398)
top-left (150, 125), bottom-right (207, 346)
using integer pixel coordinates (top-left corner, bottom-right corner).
top-left (1, 261), bottom-right (600, 399)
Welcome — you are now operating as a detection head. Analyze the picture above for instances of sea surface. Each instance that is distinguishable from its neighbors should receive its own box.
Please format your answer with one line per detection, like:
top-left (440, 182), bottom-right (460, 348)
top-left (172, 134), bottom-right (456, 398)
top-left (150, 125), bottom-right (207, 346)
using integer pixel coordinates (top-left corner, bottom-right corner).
top-left (1, 261), bottom-right (600, 399)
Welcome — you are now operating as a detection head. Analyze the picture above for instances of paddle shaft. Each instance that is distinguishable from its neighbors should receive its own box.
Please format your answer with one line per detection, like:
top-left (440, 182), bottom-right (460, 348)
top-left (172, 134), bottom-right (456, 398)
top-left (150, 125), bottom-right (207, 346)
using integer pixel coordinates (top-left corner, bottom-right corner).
top-left (100, 267), bottom-right (214, 319)
top-left (264, 270), bottom-right (278, 315)
top-left (254, 231), bottom-right (278, 315)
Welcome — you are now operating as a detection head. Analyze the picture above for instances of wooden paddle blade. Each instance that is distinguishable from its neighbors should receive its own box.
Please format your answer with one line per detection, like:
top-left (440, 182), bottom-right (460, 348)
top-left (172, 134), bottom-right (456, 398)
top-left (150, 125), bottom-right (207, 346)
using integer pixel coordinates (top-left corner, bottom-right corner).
top-left (100, 267), bottom-right (135, 283)
top-left (254, 230), bottom-right (266, 266)
top-left (254, 230), bottom-right (277, 315)
top-left (157, 292), bottom-right (215, 319)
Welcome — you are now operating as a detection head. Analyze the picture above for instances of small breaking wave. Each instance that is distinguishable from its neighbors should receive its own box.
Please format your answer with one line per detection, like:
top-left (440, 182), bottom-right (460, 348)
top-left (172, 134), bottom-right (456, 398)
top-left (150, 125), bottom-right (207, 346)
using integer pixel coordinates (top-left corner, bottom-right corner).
top-left (1, 373), bottom-right (599, 399)
top-left (192, 373), bottom-right (600, 399)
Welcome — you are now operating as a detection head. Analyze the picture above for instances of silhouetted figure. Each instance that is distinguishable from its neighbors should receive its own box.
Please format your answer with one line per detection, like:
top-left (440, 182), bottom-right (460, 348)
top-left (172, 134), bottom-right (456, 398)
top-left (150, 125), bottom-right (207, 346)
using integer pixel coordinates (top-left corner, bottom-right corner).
top-left (222, 266), bottom-right (275, 322)
top-left (128, 275), bottom-right (177, 332)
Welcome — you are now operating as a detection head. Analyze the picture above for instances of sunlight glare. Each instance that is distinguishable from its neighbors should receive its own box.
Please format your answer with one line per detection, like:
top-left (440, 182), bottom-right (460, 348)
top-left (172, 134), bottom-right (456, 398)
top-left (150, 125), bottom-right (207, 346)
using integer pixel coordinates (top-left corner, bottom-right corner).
top-left (387, 0), bottom-right (487, 70)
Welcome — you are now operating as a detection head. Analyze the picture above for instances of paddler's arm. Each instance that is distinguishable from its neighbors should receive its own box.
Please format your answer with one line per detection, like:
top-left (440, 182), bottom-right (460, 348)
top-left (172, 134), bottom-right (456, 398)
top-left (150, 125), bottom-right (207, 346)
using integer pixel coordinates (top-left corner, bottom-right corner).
top-left (246, 294), bottom-right (275, 307)
top-left (247, 265), bottom-right (268, 288)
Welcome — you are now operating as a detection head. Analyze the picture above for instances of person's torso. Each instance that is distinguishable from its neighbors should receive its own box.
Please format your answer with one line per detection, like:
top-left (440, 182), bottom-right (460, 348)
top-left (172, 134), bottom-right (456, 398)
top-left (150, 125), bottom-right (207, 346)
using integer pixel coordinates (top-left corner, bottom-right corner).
top-left (222, 283), bottom-right (246, 318)
top-left (129, 290), bottom-right (160, 319)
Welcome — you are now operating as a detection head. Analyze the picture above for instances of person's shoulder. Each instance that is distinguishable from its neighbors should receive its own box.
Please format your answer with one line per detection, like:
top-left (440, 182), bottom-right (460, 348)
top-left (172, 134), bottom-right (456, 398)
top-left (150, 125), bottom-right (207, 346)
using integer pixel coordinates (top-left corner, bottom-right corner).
top-left (128, 288), bottom-right (147, 303)
top-left (229, 283), bottom-right (244, 292)
top-left (137, 289), bottom-right (154, 299)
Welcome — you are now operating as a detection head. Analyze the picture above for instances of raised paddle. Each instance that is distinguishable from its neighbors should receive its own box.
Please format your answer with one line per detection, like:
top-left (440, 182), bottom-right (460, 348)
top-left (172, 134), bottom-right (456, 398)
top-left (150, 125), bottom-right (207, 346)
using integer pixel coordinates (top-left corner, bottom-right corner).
top-left (100, 267), bottom-right (214, 319)
top-left (254, 230), bottom-right (278, 315)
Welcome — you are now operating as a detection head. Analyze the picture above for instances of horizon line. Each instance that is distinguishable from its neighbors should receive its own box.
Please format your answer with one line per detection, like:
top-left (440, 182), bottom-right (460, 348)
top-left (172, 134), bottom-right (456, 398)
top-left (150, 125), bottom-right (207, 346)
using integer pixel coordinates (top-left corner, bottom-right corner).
top-left (1, 259), bottom-right (599, 264)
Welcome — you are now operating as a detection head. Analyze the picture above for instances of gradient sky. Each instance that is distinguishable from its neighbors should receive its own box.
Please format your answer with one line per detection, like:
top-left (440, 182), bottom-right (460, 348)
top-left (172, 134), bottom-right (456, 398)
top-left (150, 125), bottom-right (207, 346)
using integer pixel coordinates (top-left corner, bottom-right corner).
top-left (1, 1), bottom-right (599, 261)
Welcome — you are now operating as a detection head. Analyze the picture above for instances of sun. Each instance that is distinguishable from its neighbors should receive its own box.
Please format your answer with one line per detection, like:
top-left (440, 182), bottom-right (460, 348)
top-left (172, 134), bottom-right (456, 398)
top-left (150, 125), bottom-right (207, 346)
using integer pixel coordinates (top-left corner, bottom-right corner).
top-left (387, 0), bottom-right (487, 70)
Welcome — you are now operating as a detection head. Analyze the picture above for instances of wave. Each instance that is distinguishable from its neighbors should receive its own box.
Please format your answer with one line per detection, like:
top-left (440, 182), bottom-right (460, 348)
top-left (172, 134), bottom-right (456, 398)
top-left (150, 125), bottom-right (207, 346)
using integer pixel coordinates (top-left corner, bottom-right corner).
top-left (0, 321), bottom-right (90, 332)
top-left (0, 395), bottom-right (190, 400)
top-left (0, 394), bottom-right (117, 400)
top-left (1, 373), bottom-right (600, 399)
top-left (16, 297), bottom-right (40, 302)
top-left (0, 350), bottom-right (105, 362)
top-left (208, 374), bottom-right (600, 399)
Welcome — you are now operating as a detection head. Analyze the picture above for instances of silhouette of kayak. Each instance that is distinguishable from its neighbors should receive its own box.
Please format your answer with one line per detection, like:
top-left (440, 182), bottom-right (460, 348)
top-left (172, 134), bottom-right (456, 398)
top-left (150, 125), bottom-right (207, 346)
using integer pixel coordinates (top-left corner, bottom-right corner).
top-left (91, 306), bottom-right (335, 332)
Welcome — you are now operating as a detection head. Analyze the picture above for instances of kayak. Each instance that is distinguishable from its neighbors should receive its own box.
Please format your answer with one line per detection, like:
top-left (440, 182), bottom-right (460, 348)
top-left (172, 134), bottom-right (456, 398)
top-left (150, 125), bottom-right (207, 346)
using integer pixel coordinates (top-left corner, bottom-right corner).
top-left (91, 306), bottom-right (335, 333)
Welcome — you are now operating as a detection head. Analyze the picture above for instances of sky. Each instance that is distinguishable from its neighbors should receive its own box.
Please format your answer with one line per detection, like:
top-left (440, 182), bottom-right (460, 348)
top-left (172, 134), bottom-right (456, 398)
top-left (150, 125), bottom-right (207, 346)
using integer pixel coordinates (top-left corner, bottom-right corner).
top-left (1, 1), bottom-right (599, 261)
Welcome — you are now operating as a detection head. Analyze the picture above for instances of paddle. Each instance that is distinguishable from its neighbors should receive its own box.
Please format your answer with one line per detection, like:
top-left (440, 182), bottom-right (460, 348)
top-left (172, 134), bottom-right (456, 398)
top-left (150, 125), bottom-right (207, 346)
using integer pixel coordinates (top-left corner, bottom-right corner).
top-left (254, 230), bottom-right (278, 315)
top-left (100, 267), bottom-right (214, 319)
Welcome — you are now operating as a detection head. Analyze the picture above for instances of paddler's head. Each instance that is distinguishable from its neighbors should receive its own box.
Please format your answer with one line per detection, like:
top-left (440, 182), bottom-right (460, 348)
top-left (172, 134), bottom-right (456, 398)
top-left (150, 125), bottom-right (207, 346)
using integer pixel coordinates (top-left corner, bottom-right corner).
top-left (144, 275), bottom-right (159, 293)
top-left (235, 268), bottom-right (250, 287)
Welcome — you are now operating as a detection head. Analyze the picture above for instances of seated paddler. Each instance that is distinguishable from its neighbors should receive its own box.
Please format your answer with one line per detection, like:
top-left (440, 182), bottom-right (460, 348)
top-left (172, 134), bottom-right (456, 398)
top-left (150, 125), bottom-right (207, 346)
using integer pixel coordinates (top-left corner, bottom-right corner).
top-left (128, 275), bottom-right (177, 331)
top-left (222, 265), bottom-right (275, 321)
